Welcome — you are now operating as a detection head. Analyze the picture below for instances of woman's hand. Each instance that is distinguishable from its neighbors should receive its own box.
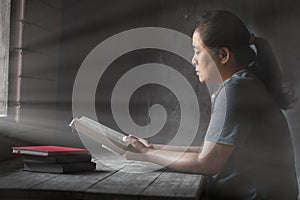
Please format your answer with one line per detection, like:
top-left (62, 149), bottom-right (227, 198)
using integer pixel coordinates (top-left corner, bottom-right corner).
top-left (123, 135), bottom-right (152, 153)
top-left (122, 135), bottom-right (153, 161)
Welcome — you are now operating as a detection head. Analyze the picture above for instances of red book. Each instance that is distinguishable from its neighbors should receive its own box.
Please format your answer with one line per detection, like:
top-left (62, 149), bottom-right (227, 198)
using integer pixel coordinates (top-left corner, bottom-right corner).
top-left (12, 146), bottom-right (89, 156)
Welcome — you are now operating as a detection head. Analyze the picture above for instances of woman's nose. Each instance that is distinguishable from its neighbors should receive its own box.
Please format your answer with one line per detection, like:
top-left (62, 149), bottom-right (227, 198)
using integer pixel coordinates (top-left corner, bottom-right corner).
top-left (192, 55), bottom-right (197, 67)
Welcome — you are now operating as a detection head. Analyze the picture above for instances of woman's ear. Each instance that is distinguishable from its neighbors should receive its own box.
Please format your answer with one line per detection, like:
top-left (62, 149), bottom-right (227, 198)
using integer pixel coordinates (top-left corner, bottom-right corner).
top-left (218, 47), bottom-right (231, 64)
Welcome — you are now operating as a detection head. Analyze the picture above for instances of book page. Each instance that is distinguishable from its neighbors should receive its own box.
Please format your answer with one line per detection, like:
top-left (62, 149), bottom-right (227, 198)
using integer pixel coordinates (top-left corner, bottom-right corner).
top-left (79, 116), bottom-right (127, 146)
top-left (69, 117), bottom-right (129, 155)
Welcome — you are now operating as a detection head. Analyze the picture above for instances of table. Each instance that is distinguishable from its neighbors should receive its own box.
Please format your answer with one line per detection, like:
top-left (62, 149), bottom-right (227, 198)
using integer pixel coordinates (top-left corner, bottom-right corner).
top-left (0, 152), bottom-right (205, 200)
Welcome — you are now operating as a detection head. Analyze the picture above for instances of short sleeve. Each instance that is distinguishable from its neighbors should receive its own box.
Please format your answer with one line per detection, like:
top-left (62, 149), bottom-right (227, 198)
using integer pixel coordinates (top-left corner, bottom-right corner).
top-left (205, 81), bottom-right (252, 147)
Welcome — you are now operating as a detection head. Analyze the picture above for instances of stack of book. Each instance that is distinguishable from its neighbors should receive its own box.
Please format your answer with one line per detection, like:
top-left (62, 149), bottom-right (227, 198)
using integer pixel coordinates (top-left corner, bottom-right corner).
top-left (12, 146), bottom-right (96, 174)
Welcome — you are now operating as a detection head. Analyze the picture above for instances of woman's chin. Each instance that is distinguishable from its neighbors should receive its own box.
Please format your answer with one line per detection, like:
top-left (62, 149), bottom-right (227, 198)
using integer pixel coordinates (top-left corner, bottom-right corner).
top-left (199, 77), bottom-right (205, 83)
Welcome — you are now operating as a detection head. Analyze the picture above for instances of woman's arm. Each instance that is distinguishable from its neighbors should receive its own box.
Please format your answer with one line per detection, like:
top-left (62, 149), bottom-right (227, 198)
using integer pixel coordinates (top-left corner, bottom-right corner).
top-left (152, 144), bottom-right (202, 153)
top-left (124, 136), bottom-right (235, 175)
top-left (126, 135), bottom-right (202, 153)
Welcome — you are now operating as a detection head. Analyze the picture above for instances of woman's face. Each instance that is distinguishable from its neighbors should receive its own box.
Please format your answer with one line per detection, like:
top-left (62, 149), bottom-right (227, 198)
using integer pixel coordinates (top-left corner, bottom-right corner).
top-left (192, 31), bottom-right (221, 83)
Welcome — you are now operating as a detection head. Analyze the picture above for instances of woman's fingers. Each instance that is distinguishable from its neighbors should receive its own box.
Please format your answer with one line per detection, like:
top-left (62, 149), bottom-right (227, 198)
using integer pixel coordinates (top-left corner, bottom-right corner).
top-left (123, 135), bottom-right (149, 153)
top-left (128, 134), bottom-right (139, 140)
top-left (124, 135), bottom-right (138, 146)
top-left (123, 135), bottom-right (138, 142)
top-left (123, 135), bottom-right (153, 148)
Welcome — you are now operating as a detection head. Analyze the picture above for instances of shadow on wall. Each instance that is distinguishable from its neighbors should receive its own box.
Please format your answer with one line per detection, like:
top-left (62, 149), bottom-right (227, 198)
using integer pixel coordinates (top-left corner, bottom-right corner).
top-left (0, 134), bottom-right (24, 161)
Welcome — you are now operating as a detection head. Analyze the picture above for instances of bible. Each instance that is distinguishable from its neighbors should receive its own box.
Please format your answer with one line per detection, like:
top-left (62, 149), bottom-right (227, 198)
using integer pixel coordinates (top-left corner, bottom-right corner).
top-left (69, 116), bottom-right (129, 154)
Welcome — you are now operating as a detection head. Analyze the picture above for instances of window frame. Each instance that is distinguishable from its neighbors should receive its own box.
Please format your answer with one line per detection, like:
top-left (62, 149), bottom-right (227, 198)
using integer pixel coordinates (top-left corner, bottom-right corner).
top-left (0, 0), bottom-right (11, 117)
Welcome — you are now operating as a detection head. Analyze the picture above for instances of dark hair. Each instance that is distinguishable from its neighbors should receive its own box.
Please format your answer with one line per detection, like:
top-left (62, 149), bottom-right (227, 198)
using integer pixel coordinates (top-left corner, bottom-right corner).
top-left (195, 10), bottom-right (297, 110)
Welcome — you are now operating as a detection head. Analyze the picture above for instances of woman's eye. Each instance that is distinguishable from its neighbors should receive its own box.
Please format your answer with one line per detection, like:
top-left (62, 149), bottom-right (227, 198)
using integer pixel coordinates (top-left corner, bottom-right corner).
top-left (193, 48), bottom-right (201, 55)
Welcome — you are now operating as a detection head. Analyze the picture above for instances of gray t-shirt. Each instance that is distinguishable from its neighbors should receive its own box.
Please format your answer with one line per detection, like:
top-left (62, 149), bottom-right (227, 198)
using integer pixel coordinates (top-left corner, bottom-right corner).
top-left (204, 70), bottom-right (298, 200)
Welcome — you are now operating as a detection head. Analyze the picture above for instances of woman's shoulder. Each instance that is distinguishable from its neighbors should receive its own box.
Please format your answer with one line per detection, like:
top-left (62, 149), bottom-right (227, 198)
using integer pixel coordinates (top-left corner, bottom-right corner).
top-left (225, 69), bottom-right (259, 87)
top-left (221, 69), bottom-right (278, 109)
top-left (223, 69), bottom-right (266, 95)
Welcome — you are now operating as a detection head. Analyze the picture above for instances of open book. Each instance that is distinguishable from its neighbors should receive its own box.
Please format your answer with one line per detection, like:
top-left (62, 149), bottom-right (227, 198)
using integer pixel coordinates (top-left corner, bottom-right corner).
top-left (69, 116), bottom-right (129, 155)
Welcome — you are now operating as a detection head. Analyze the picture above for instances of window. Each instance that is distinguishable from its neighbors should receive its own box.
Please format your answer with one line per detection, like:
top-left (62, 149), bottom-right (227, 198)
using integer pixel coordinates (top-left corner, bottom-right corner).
top-left (0, 0), bottom-right (11, 117)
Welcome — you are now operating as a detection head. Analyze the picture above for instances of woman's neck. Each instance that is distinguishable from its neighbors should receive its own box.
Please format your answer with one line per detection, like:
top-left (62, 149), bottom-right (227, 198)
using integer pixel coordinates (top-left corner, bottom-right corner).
top-left (221, 66), bottom-right (247, 81)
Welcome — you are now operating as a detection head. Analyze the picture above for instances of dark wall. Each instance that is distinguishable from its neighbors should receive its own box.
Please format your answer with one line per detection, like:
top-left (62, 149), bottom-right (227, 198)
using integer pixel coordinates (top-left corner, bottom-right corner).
top-left (57, 0), bottom-right (212, 146)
